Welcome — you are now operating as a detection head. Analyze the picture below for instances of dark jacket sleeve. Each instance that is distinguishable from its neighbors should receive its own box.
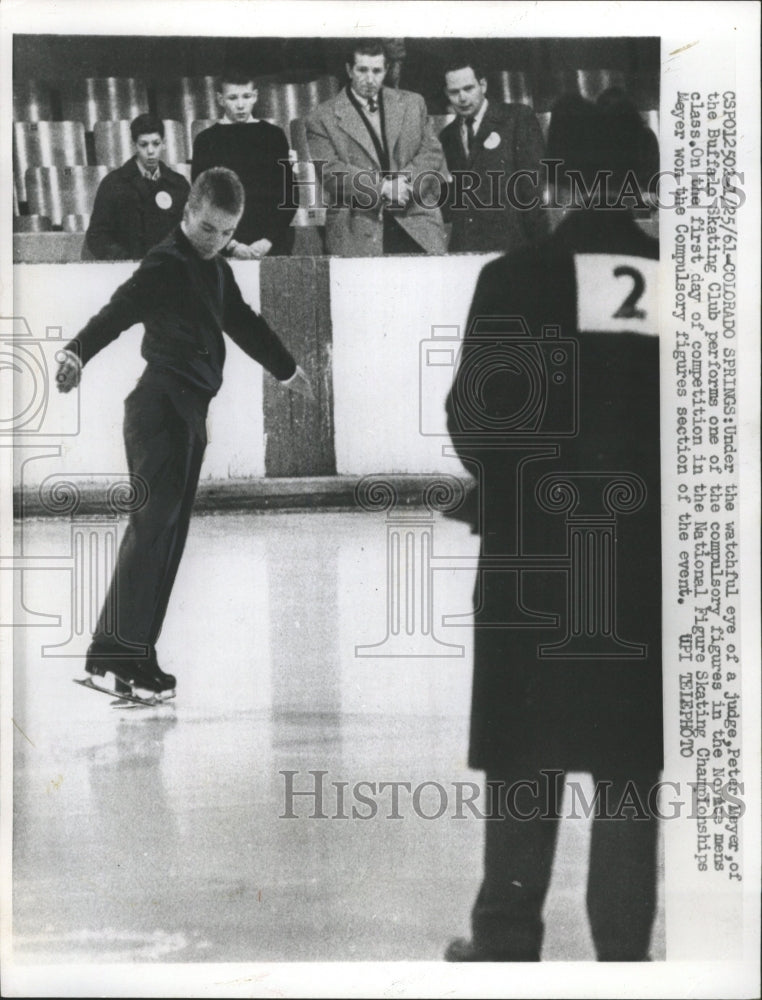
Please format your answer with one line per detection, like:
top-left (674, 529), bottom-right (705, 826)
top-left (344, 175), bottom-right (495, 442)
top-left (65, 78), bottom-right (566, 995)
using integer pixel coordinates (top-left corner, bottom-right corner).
top-left (65, 252), bottom-right (177, 366)
top-left (221, 263), bottom-right (297, 380)
top-left (85, 173), bottom-right (130, 260)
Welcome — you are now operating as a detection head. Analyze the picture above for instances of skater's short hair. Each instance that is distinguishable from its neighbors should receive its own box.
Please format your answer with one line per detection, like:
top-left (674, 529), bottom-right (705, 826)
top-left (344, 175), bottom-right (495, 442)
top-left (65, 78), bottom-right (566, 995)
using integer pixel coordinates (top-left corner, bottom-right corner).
top-left (188, 167), bottom-right (245, 216)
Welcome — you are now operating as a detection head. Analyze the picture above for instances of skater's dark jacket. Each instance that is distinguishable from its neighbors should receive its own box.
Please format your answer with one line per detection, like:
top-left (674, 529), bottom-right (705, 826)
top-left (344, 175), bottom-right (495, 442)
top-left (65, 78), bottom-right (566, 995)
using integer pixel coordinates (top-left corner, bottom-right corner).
top-left (66, 226), bottom-right (297, 395)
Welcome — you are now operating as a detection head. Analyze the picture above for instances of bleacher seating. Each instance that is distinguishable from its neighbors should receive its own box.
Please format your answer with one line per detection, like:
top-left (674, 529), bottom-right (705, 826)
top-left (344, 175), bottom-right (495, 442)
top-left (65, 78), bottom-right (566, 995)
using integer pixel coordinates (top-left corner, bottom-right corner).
top-left (26, 165), bottom-right (109, 228)
top-left (494, 71), bottom-right (533, 107)
top-left (576, 69), bottom-right (627, 102)
top-left (155, 77), bottom-right (219, 150)
top-left (13, 121), bottom-right (88, 204)
top-left (256, 82), bottom-right (306, 131)
top-left (13, 80), bottom-right (54, 122)
top-left (289, 118), bottom-right (325, 219)
top-left (300, 75), bottom-right (340, 108)
top-left (94, 119), bottom-right (188, 166)
top-left (13, 215), bottom-right (53, 233)
top-left (256, 78), bottom-right (340, 131)
top-left (62, 214), bottom-right (90, 233)
top-left (60, 77), bottom-right (150, 132)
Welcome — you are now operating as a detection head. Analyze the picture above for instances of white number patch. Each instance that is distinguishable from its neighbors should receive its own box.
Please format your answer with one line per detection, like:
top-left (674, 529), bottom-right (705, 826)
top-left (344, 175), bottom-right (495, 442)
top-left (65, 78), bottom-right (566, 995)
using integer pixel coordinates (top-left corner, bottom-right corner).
top-left (574, 254), bottom-right (659, 336)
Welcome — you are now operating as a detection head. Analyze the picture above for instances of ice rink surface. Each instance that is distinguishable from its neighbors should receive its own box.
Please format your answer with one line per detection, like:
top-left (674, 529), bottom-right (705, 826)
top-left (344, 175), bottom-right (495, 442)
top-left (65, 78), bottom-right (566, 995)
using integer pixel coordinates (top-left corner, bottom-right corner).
top-left (11, 510), bottom-right (665, 964)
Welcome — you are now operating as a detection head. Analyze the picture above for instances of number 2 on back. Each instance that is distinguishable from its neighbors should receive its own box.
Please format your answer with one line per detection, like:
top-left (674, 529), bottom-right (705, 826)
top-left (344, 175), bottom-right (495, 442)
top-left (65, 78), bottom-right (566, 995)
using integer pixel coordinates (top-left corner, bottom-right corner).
top-left (613, 266), bottom-right (646, 320)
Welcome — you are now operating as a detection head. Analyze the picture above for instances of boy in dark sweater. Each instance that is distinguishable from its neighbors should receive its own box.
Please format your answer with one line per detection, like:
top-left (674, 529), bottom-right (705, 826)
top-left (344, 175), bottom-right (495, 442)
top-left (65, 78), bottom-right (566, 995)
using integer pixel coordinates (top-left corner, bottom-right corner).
top-left (192, 69), bottom-right (296, 258)
top-left (57, 168), bottom-right (313, 697)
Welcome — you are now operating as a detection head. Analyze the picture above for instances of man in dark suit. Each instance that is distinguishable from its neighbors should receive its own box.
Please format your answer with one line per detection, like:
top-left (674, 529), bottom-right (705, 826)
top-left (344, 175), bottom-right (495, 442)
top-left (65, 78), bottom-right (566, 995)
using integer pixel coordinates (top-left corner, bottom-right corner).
top-left (444, 97), bottom-right (662, 961)
top-left (439, 57), bottom-right (546, 253)
top-left (86, 114), bottom-right (190, 260)
top-left (57, 168), bottom-right (313, 696)
top-left (306, 39), bottom-right (447, 256)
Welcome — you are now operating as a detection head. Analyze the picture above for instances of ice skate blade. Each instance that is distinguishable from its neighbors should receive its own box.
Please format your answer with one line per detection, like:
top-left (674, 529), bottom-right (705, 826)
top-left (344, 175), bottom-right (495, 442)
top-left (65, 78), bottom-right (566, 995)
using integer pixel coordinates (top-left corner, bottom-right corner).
top-left (74, 677), bottom-right (175, 708)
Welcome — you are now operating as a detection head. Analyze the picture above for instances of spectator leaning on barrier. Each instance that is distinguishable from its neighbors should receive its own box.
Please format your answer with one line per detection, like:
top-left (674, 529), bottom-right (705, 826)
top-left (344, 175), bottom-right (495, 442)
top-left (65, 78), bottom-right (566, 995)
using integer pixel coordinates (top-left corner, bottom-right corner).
top-left (85, 113), bottom-right (190, 261)
top-left (438, 54), bottom-right (547, 253)
top-left (191, 67), bottom-right (297, 258)
top-left (306, 38), bottom-right (447, 256)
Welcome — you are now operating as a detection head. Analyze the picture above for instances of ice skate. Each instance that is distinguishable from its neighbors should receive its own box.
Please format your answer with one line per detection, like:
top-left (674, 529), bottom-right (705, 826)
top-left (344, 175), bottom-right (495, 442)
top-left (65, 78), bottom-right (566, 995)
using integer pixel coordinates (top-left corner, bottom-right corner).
top-left (75, 651), bottom-right (175, 708)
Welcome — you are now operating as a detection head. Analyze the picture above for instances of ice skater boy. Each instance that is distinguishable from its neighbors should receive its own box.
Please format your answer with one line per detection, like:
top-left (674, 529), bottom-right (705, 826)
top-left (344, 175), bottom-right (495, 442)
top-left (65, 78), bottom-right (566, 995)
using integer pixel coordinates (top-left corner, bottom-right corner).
top-left (57, 167), bottom-right (313, 697)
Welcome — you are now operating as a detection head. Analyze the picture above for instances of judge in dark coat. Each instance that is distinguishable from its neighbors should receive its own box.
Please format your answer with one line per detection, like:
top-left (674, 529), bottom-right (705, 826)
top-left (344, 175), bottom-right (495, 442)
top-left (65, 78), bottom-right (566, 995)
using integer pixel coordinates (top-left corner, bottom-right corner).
top-left (85, 114), bottom-right (190, 261)
top-left (444, 96), bottom-right (663, 962)
top-left (57, 168), bottom-right (313, 696)
top-left (439, 58), bottom-right (547, 253)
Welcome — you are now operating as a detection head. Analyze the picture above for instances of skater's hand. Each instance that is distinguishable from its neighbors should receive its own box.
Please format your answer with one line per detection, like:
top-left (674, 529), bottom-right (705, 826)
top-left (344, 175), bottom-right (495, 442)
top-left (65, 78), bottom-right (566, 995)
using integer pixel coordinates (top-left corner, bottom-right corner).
top-left (56, 350), bottom-right (81, 393)
top-left (284, 365), bottom-right (315, 402)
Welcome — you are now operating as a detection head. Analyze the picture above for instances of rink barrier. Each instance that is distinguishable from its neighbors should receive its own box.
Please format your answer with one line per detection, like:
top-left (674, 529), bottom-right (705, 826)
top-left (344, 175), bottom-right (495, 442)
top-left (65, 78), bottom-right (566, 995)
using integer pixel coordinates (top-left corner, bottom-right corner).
top-left (10, 253), bottom-right (490, 505)
top-left (260, 257), bottom-right (336, 477)
top-left (14, 474), bottom-right (475, 517)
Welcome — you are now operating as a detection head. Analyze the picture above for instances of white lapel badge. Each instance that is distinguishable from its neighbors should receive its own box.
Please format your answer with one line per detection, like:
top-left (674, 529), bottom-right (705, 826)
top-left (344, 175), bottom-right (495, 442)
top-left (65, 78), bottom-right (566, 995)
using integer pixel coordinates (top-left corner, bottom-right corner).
top-left (483, 131), bottom-right (501, 150)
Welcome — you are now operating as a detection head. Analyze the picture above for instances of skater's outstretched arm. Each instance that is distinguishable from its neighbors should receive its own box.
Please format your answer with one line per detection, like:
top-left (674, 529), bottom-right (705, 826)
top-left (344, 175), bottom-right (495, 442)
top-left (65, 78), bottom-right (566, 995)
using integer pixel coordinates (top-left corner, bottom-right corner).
top-left (57, 252), bottom-right (181, 380)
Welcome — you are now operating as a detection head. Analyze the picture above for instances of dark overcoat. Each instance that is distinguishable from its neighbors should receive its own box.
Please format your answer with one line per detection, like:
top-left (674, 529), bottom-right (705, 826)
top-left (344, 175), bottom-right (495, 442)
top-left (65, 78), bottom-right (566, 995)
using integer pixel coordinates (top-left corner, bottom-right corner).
top-left (446, 210), bottom-right (663, 775)
top-left (85, 158), bottom-right (189, 261)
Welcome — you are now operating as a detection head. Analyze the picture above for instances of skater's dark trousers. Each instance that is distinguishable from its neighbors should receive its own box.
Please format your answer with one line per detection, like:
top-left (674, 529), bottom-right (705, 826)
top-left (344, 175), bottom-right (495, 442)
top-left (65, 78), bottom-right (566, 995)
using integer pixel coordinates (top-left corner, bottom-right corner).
top-left (93, 367), bottom-right (210, 658)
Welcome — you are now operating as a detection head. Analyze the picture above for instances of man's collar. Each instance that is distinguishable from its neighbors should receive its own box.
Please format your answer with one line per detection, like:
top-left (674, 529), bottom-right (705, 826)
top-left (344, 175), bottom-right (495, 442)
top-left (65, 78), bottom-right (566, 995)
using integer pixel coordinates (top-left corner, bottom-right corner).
top-left (349, 87), bottom-right (382, 110)
top-left (135, 158), bottom-right (162, 181)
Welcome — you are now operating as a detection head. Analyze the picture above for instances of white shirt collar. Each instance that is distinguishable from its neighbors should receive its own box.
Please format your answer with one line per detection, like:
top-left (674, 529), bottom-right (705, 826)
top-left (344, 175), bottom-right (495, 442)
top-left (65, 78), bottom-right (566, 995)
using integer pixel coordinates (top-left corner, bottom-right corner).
top-left (136, 160), bottom-right (161, 181)
top-left (351, 88), bottom-right (382, 112)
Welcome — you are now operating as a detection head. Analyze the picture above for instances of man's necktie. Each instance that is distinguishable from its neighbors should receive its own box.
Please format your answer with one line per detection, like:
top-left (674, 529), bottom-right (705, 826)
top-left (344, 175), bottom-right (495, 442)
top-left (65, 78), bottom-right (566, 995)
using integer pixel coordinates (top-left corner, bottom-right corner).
top-left (367, 96), bottom-right (378, 114)
top-left (466, 115), bottom-right (476, 154)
